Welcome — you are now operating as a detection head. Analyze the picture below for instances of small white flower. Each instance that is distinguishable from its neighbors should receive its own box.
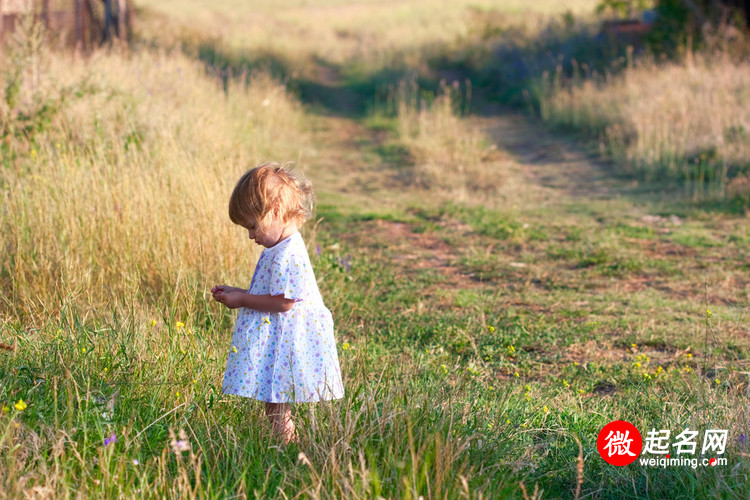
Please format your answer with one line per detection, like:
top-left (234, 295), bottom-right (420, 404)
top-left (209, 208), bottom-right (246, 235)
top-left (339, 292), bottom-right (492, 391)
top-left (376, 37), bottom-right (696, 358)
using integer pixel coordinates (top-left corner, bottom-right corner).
top-left (169, 428), bottom-right (191, 455)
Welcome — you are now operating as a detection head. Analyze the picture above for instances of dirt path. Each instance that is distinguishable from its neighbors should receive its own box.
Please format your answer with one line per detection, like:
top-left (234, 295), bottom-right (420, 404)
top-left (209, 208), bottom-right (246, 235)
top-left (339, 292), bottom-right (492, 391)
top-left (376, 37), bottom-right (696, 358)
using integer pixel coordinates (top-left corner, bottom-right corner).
top-left (307, 107), bottom-right (630, 216)
top-left (302, 64), bottom-right (643, 283)
top-left (478, 112), bottom-right (621, 199)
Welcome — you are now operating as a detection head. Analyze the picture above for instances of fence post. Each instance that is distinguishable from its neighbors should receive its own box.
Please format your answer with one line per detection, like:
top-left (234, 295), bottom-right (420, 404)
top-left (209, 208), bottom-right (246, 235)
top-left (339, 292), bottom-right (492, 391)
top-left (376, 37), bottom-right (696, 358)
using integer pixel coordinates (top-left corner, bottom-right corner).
top-left (42, 0), bottom-right (50, 31)
top-left (75, 0), bottom-right (83, 50)
top-left (0, 0), bottom-right (4, 47)
top-left (104, 0), bottom-right (112, 42)
top-left (117, 0), bottom-right (127, 42)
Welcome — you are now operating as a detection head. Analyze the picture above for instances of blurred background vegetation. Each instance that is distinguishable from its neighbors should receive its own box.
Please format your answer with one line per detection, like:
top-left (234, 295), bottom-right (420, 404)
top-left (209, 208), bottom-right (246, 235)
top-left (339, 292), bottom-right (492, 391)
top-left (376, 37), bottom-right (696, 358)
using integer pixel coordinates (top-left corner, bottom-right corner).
top-left (1, 0), bottom-right (748, 497)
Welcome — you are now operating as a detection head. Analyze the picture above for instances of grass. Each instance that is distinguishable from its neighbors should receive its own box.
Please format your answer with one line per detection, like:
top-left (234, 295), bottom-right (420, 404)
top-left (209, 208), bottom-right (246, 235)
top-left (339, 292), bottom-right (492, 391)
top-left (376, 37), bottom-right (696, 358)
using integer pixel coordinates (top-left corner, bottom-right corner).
top-left (2, 0), bottom-right (750, 498)
top-left (537, 51), bottom-right (750, 203)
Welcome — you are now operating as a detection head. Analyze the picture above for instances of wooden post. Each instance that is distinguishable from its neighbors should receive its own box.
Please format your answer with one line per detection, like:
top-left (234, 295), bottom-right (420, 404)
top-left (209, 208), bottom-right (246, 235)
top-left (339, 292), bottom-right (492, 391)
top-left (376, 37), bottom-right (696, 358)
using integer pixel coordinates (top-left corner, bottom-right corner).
top-left (75, 0), bottom-right (84, 50)
top-left (104, 0), bottom-right (112, 42)
top-left (83, 0), bottom-right (94, 50)
top-left (42, 0), bottom-right (50, 31)
top-left (117, 0), bottom-right (127, 42)
top-left (0, 0), bottom-right (4, 47)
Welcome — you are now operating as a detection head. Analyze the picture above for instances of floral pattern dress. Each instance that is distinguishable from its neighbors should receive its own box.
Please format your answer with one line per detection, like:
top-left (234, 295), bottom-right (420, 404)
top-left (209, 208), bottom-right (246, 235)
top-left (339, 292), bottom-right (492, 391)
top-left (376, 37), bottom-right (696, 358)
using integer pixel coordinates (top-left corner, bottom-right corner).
top-left (222, 232), bottom-right (344, 403)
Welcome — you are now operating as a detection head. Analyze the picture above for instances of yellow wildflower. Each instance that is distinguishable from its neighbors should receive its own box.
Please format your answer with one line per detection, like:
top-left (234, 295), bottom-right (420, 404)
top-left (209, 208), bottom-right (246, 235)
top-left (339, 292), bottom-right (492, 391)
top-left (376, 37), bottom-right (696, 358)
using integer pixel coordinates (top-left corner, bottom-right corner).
top-left (176, 391), bottom-right (180, 397)
top-left (543, 406), bottom-right (549, 413)
top-left (686, 353), bottom-right (692, 358)
top-left (441, 364), bottom-right (448, 374)
top-left (487, 325), bottom-right (495, 332)
top-left (506, 345), bottom-right (516, 355)
top-left (562, 379), bottom-right (569, 388)
top-left (14, 399), bottom-right (27, 411)
top-left (634, 362), bottom-right (641, 368)
top-left (175, 321), bottom-right (185, 329)
top-left (513, 372), bottom-right (520, 378)
top-left (715, 379), bottom-right (720, 385)
top-left (506, 419), bottom-right (511, 424)
top-left (656, 366), bottom-right (663, 375)
top-left (705, 309), bottom-right (712, 319)
top-left (231, 346), bottom-right (238, 353)
top-left (150, 319), bottom-right (157, 327)
top-left (342, 342), bottom-right (350, 351)
top-left (631, 343), bottom-right (637, 348)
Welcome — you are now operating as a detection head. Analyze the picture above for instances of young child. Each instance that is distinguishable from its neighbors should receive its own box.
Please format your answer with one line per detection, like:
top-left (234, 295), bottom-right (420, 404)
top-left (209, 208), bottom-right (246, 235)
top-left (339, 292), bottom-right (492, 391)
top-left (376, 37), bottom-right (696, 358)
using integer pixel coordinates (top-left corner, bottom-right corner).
top-left (211, 162), bottom-right (344, 444)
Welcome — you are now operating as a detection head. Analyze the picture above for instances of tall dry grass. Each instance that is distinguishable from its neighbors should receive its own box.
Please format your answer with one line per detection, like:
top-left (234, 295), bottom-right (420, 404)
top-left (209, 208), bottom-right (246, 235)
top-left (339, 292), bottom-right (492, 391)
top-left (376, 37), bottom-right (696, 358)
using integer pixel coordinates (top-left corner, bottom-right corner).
top-left (539, 52), bottom-right (750, 200)
top-left (0, 25), bottom-right (308, 326)
top-left (391, 79), bottom-right (503, 200)
top-left (137, 0), bottom-right (599, 73)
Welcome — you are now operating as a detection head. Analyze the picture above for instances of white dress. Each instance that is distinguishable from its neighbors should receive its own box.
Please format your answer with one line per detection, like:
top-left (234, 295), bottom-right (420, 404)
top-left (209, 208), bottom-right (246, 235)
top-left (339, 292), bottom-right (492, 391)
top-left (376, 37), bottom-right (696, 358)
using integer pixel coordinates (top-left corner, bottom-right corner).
top-left (222, 232), bottom-right (344, 403)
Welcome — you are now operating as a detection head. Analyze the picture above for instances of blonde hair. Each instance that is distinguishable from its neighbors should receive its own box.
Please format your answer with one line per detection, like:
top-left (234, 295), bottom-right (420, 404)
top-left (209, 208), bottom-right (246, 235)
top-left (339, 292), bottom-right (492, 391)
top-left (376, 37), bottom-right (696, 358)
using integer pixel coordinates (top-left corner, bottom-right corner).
top-left (228, 161), bottom-right (314, 229)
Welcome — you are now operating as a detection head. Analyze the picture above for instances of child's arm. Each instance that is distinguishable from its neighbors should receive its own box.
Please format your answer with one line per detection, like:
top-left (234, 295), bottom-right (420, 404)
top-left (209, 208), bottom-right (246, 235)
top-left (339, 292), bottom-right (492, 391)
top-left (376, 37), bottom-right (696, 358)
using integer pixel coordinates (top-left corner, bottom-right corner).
top-left (212, 285), bottom-right (247, 295)
top-left (213, 290), bottom-right (295, 313)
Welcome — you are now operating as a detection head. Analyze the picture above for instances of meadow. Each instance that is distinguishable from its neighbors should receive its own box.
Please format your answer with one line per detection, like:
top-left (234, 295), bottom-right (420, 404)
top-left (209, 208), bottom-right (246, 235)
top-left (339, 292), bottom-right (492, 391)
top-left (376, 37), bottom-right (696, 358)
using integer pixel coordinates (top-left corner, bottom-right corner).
top-left (1, 0), bottom-right (749, 498)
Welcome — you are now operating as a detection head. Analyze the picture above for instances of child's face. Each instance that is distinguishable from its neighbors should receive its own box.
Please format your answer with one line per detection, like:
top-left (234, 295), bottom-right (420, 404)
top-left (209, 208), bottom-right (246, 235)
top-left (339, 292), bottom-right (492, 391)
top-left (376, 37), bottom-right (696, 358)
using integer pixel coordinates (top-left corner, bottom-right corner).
top-left (244, 213), bottom-right (289, 248)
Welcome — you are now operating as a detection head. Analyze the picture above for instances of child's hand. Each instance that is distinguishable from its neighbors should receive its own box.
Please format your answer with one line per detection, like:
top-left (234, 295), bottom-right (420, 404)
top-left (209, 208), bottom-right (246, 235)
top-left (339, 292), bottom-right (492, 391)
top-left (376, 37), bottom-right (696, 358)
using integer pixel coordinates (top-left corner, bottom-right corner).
top-left (211, 285), bottom-right (247, 309)
top-left (212, 290), bottom-right (247, 309)
top-left (212, 285), bottom-right (246, 295)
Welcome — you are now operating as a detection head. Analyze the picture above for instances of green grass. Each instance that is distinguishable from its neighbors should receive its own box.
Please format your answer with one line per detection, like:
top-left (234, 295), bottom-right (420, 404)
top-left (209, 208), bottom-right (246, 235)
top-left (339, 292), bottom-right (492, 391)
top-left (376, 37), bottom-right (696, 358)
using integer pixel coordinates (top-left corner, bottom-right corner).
top-left (2, 0), bottom-right (749, 497)
top-left (3, 206), bottom-right (749, 496)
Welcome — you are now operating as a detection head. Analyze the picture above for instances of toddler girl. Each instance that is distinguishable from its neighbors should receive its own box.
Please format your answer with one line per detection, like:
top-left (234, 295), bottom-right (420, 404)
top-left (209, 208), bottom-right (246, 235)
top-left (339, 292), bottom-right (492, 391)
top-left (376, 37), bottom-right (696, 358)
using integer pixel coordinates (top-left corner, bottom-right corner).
top-left (211, 162), bottom-right (344, 444)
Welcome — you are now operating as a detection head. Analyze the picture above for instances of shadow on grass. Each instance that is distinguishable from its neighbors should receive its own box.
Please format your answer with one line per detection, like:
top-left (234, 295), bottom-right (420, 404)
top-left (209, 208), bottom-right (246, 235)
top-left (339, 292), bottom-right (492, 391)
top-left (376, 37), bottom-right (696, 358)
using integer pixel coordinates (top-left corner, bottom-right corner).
top-left (186, 13), bottom-right (640, 117)
top-left (192, 40), bottom-right (386, 118)
top-left (185, 14), bottom-right (746, 213)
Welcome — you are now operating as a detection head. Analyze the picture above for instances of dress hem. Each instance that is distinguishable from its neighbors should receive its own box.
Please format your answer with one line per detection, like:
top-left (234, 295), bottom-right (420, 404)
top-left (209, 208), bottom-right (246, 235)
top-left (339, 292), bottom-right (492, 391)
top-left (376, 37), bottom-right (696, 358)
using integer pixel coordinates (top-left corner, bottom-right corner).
top-left (222, 389), bottom-right (345, 404)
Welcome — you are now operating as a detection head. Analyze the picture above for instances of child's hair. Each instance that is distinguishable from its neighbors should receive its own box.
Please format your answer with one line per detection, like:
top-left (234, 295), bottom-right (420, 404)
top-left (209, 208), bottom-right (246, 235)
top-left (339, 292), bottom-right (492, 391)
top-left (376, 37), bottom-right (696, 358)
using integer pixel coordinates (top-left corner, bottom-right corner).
top-left (229, 161), bottom-right (314, 229)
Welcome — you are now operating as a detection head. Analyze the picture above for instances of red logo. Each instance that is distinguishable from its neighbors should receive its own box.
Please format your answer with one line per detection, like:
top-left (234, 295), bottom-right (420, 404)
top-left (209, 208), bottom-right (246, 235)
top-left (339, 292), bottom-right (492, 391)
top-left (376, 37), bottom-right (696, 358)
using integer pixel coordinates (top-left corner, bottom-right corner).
top-left (597, 420), bottom-right (643, 466)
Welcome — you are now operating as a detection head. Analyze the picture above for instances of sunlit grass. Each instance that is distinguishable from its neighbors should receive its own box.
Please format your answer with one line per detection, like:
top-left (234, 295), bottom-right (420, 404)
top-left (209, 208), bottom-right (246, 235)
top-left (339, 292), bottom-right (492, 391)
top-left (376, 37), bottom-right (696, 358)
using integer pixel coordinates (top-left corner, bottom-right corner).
top-left (1, 1), bottom-right (749, 498)
top-left (538, 52), bottom-right (750, 202)
top-left (1, 39), bottom-right (307, 324)
top-left (138, 0), bottom-right (600, 67)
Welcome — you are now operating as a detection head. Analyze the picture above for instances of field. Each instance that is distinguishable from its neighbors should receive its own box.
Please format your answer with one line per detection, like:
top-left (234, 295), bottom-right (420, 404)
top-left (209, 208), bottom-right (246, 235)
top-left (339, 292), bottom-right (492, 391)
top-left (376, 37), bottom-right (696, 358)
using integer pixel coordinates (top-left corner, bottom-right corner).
top-left (1, 1), bottom-right (749, 498)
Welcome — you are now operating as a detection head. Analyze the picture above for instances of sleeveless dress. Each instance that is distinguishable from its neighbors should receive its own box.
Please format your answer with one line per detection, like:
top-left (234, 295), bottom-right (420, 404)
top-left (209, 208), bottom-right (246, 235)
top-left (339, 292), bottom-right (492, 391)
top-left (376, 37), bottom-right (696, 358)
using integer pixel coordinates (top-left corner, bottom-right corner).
top-left (222, 232), bottom-right (344, 403)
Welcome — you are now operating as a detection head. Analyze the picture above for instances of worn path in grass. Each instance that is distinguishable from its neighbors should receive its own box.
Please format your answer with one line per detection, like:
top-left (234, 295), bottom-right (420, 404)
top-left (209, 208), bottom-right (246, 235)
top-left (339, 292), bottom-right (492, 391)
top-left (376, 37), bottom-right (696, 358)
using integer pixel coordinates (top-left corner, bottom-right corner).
top-left (302, 67), bottom-right (749, 380)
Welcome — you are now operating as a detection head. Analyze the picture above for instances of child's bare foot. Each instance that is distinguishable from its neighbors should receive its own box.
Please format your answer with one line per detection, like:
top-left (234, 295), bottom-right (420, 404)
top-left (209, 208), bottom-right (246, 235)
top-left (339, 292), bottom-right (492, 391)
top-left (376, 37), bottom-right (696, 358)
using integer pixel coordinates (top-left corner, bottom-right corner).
top-left (266, 402), bottom-right (299, 445)
top-left (281, 419), bottom-right (299, 445)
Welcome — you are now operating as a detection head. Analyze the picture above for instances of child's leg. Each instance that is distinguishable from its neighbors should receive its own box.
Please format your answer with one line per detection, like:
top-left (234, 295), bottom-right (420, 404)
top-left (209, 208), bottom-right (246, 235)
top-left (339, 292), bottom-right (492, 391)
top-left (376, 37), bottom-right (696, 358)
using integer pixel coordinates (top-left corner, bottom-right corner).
top-left (264, 402), bottom-right (298, 444)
